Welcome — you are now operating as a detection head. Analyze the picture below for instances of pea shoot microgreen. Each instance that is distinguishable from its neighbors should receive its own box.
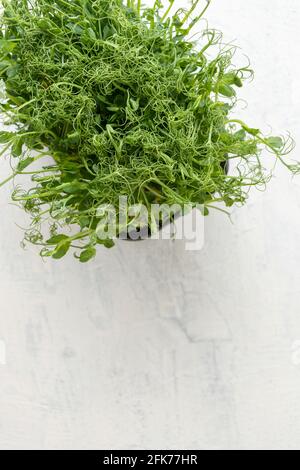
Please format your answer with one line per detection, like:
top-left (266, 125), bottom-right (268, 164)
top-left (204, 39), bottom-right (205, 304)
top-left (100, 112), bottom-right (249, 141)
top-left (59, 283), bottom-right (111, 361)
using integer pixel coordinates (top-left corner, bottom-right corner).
top-left (0, 0), bottom-right (298, 261)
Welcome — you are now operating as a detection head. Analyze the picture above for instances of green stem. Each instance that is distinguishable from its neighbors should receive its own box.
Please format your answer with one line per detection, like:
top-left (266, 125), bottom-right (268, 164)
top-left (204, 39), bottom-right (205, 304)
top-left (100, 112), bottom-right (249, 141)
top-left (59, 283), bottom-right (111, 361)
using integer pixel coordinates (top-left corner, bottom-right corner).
top-left (15, 98), bottom-right (37, 112)
top-left (226, 118), bottom-right (293, 169)
top-left (18, 168), bottom-right (59, 175)
top-left (0, 172), bottom-right (16, 188)
top-left (162, 1), bottom-right (173, 22)
top-left (13, 190), bottom-right (59, 201)
top-left (0, 141), bottom-right (13, 158)
top-left (181, 0), bottom-right (201, 26)
top-left (69, 230), bottom-right (93, 242)
top-left (181, 0), bottom-right (210, 28)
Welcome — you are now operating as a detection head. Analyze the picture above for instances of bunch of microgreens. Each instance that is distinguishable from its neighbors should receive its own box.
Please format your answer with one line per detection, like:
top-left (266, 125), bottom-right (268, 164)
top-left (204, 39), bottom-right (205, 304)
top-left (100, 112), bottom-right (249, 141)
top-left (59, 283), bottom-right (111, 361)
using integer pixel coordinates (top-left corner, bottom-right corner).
top-left (0, 0), bottom-right (298, 261)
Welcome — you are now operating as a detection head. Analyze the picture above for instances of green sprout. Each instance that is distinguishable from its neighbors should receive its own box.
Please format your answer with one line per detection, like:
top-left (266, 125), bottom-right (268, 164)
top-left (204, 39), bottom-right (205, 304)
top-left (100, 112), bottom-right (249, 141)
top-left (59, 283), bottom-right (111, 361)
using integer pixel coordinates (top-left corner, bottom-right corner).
top-left (0, 0), bottom-right (298, 262)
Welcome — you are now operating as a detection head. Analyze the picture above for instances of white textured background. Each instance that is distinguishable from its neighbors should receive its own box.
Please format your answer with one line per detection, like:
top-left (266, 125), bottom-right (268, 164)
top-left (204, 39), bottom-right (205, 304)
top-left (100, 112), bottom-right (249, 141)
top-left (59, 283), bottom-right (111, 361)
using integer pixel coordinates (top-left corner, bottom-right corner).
top-left (1, 0), bottom-right (300, 450)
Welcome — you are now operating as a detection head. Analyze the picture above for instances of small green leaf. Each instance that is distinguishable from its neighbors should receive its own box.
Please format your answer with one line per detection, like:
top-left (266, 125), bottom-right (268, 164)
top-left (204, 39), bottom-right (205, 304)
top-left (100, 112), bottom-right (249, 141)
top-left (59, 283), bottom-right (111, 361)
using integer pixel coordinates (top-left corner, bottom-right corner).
top-left (233, 76), bottom-right (243, 88)
top-left (266, 136), bottom-right (283, 150)
top-left (224, 196), bottom-right (235, 207)
top-left (12, 137), bottom-right (24, 157)
top-left (87, 28), bottom-right (96, 40)
top-left (129, 98), bottom-right (139, 111)
top-left (52, 240), bottom-right (71, 259)
top-left (107, 106), bottom-right (120, 112)
top-left (0, 131), bottom-right (14, 143)
top-left (37, 19), bottom-right (52, 30)
top-left (242, 125), bottom-right (260, 137)
top-left (0, 60), bottom-right (12, 70)
top-left (66, 131), bottom-right (80, 145)
top-left (66, 23), bottom-right (84, 35)
top-left (218, 83), bottom-right (236, 98)
top-left (103, 239), bottom-right (115, 249)
top-left (223, 72), bottom-right (243, 88)
top-left (234, 129), bottom-right (246, 140)
top-left (0, 39), bottom-right (17, 53)
top-left (79, 246), bottom-right (97, 262)
top-left (46, 234), bottom-right (69, 245)
top-left (62, 182), bottom-right (87, 194)
top-left (6, 94), bottom-right (26, 106)
top-left (17, 157), bottom-right (34, 172)
top-left (78, 216), bottom-right (90, 229)
top-left (6, 65), bottom-right (20, 78)
top-left (103, 24), bottom-right (113, 39)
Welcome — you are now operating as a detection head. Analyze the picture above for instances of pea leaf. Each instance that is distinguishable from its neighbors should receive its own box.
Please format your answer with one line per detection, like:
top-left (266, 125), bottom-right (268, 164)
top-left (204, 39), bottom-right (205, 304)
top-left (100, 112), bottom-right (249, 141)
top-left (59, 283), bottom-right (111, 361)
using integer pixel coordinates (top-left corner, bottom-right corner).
top-left (266, 136), bottom-right (283, 150)
top-left (103, 239), bottom-right (115, 249)
top-left (0, 39), bottom-right (17, 53)
top-left (6, 65), bottom-right (20, 78)
top-left (79, 246), bottom-right (97, 263)
top-left (87, 28), bottom-right (96, 40)
top-left (66, 23), bottom-right (84, 35)
top-left (52, 240), bottom-right (71, 259)
top-left (103, 25), bottom-right (113, 39)
top-left (66, 131), bottom-right (80, 145)
top-left (234, 129), bottom-right (246, 140)
top-left (17, 157), bottom-right (34, 172)
top-left (46, 234), bottom-right (69, 245)
top-left (37, 19), bottom-right (52, 30)
top-left (78, 216), bottom-right (90, 229)
top-left (0, 60), bottom-right (12, 70)
top-left (62, 182), bottom-right (87, 194)
top-left (224, 196), bottom-right (235, 207)
top-left (241, 125), bottom-right (260, 137)
top-left (129, 98), bottom-right (139, 111)
top-left (0, 131), bottom-right (14, 143)
top-left (12, 137), bottom-right (24, 157)
top-left (223, 72), bottom-right (243, 88)
top-left (218, 83), bottom-right (236, 98)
